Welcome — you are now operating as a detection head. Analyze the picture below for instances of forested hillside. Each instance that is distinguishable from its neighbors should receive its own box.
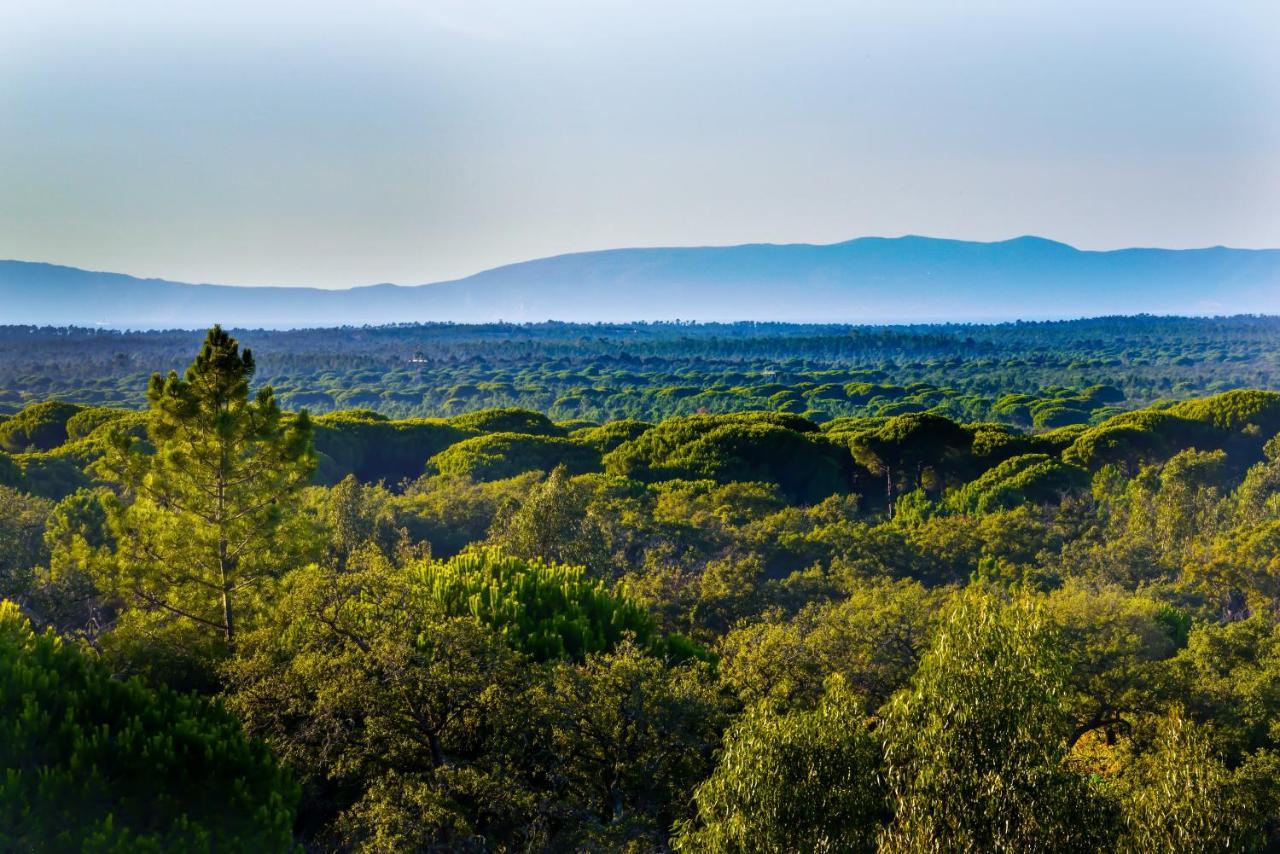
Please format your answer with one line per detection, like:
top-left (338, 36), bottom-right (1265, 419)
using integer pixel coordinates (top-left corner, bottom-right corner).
top-left (6, 325), bottom-right (1280, 849)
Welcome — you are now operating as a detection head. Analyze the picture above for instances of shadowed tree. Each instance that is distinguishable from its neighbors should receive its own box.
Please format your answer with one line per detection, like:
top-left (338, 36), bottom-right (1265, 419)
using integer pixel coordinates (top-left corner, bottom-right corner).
top-left (850, 413), bottom-right (972, 512)
top-left (0, 601), bottom-right (297, 850)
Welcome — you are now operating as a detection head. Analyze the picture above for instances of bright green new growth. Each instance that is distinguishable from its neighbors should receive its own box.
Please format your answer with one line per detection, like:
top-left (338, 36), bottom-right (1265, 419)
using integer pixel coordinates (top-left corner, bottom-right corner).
top-left (409, 547), bottom-right (658, 661)
top-left (0, 600), bottom-right (297, 850)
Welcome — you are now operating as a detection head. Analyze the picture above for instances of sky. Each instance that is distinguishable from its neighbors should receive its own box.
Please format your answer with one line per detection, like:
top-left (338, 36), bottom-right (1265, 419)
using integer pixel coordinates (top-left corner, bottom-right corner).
top-left (1, 0), bottom-right (1277, 288)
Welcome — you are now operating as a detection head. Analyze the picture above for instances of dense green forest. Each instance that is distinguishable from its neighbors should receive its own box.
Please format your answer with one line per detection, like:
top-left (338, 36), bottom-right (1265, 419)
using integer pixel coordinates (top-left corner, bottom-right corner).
top-left (6, 323), bottom-right (1280, 850)
top-left (5, 316), bottom-right (1280, 425)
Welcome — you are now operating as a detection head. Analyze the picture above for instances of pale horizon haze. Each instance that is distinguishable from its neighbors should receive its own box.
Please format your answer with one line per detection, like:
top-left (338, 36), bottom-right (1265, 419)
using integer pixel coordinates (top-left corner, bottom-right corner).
top-left (1, 0), bottom-right (1277, 288)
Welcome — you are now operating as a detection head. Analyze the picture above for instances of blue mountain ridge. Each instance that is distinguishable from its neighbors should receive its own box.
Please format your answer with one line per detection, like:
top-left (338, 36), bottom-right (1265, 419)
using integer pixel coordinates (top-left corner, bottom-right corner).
top-left (2, 235), bottom-right (1277, 328)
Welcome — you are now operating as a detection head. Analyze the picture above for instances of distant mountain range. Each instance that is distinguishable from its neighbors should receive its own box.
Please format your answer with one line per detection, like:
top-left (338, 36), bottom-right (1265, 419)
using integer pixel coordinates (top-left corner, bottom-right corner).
top-left (3, 236), bottom-right (1279, 328)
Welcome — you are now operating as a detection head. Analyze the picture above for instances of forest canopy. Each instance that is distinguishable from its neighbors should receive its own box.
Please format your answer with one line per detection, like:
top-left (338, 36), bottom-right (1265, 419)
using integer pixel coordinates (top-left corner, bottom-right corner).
top-left (5, 321), bottom-right (1280, 850)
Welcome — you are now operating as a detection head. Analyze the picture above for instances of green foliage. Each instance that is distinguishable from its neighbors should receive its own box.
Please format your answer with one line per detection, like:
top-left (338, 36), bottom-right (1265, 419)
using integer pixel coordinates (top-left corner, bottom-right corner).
top-left (718, 578), bottom-right (942, 711)
top-left (880, 589), bottom-right (1113, 851)
top-left (488, 464), bottom-right (612, 571)
top-left (1062, 391), bottom-right (1280, 474)
top-left (94, 325), bottom-right (316, 650)
top-left (1046, 582), bottom-right (1184, 747)
top-left (1032, 401), bottom-right (1092, 429)
top-left (9, 323), bottom-right (1280, 849)
top-left (448, 406), bottom-right (563, 436)
top-left (0, 317), bottom-right (1274, 427)
top-left (428, 431), bottom-right (601, 481)
top-left (0, 601), bottom-right (297, 850)
top-left (8, 487), bottom-right (113, 636)
top-left (674, 676), bottom-right (886, 853)
top-left (0, 486), bottom-right (51, 605)
top-left (1169, 389), bottom-right (1280, 434)
top-left (967, 422), bottom-right (1036, 463)
top-left (943, 453), bottom-right (1087, 515)
top-left (850, 412), bottom-right (973, 508)
top-left (223, 560), bottom-right (533, 850)
top-left (312, 410), bottom-right (466, 485)
top-left (13, 449), bottom-right (95, 500)
top-left (395, 472), bottom-right (540, 557)
top-left (571, 418), bottom-right (653, 453)
top-left (0, 400), bottom-right (83, 452)
top-left (1165, 615), bottom-right (1280, 760)
top-left (0, 450), bottom-right (22, 489)
top-left (6, 413), bottom-right (146, 501)
top-left (1063, 409), bottom-right (1211, 470)
top-left (1116, 712), bottom-right (1271, 853)
top-left (604, 412), bottom-right (851, 504)
top-left (64, 405), bottom-right (133, 441)
top-left (537, 639), bottom-right (729, 846)
top-left (317, 475), bottom-right (407, 568)
top-left (408, 547), bottom-right (659, 661)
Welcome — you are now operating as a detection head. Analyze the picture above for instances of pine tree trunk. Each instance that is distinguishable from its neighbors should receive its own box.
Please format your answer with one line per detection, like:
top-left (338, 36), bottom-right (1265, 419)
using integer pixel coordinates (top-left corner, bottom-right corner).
top-left (221, 573), bottom-right (235, 644)
top-left (217, 451), bottom-right (234, 645)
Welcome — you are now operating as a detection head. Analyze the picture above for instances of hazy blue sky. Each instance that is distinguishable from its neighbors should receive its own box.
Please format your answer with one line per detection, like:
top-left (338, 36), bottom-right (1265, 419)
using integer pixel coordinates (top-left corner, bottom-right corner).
top-left (1, 1), bottom-right (1277, 287)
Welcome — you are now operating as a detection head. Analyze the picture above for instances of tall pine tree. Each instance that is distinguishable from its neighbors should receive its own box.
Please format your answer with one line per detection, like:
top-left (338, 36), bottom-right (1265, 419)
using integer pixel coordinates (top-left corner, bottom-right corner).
top-left (97, 325), bottom-right (314, 647)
